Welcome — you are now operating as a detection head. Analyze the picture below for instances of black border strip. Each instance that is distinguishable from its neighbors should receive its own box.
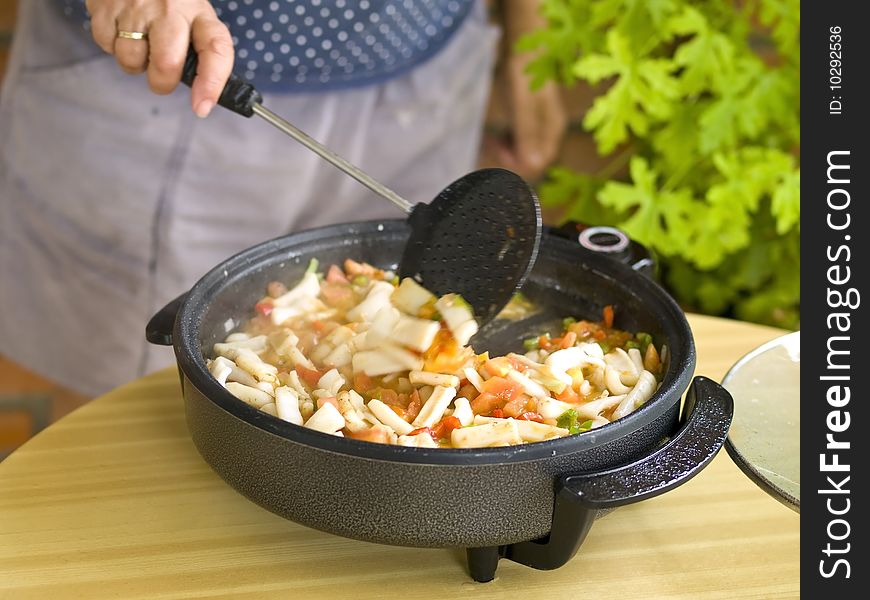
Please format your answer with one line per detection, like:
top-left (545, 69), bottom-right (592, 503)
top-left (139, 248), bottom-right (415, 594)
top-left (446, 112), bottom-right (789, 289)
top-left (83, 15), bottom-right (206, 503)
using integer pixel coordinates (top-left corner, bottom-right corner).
top-left (803, 2), bottom-right (868, 594)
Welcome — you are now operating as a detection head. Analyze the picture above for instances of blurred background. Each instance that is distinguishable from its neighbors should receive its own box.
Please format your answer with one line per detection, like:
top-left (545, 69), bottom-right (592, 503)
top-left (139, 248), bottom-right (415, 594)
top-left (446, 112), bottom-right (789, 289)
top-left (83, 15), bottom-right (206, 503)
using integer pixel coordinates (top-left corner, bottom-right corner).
top-left (0, 0), bottom-right (799, 457)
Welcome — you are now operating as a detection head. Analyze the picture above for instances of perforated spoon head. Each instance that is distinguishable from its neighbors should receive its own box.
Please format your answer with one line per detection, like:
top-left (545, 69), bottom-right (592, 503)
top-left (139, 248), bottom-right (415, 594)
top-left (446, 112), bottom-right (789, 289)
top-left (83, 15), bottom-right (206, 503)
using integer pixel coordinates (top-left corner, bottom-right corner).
top-left (399, 168), bottom-right (542, 327)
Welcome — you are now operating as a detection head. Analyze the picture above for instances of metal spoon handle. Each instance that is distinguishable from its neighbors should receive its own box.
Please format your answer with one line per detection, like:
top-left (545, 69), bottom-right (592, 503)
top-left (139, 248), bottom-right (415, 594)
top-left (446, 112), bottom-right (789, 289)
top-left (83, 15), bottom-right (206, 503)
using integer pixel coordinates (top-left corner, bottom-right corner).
top-left (251, 104), bottom-right (413, 214)
top-left (181, 48), bottom-right (413, 214)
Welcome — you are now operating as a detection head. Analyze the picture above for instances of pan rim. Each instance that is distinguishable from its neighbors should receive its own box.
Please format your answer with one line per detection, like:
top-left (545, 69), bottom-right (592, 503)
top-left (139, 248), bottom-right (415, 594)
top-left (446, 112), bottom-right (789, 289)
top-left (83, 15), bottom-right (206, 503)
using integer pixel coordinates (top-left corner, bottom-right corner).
top-left (174, 219), bottom-right (696, 466)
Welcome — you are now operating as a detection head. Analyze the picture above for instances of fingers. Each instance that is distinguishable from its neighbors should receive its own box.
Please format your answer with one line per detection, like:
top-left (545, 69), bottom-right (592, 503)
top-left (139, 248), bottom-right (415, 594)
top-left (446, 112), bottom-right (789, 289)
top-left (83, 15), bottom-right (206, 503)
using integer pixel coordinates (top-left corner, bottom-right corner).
top-left (87, 1), bottom-right (118, 54)
top-left (113, 38), bottom-right (150, 75)
top-left (146, 13), bottom-right (190, 95)
top-left (113, 5), bottom-right (153, 74)
top-left (189, 15), bottom-right (235, 117)
top-left (85, 1), bottom-right (233, 117)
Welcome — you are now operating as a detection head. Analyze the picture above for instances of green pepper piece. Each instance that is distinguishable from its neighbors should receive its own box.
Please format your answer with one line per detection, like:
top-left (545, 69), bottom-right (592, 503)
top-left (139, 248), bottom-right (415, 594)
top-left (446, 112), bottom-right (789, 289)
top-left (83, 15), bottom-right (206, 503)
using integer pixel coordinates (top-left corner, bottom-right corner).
top-left (557, 408), bottom-right (579, 433)
top-left (453, 294), bottom-right (472, 311)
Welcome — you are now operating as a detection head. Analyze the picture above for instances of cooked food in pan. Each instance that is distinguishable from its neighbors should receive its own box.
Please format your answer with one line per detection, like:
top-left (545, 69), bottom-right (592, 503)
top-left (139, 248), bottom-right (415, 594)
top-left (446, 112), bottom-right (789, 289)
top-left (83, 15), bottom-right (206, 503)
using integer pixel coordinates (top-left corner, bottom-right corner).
top-left (208, 259), bottom-right (666, 448)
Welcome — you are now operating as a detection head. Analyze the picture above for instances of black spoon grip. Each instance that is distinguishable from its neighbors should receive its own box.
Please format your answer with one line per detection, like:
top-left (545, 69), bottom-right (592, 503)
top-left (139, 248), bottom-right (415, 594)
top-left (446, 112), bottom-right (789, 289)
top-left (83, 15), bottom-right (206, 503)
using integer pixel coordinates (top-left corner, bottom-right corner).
top-left (181, 47), bottom-right (262, 117)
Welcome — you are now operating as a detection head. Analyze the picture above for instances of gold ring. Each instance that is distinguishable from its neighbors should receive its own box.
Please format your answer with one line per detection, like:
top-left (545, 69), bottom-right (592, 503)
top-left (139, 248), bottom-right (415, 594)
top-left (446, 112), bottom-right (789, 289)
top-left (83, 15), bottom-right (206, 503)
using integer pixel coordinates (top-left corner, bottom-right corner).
top-left (117, 30), bottom-right (148, 40)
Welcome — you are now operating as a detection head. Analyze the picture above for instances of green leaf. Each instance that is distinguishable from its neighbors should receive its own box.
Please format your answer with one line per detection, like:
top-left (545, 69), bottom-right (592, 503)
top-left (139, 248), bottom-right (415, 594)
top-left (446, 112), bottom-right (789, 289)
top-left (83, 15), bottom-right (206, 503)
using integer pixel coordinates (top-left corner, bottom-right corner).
top-left (521, 0), bottom-right (800, 329)
top-left (538, 167), bottom-right (624, 226)
top-left (575, 32), bottom-right (679, 153)
top-left (771, 170), bottom-right (800, 234)
top-left (695, 275), bottom-right (738, 314)
top-left (617, 0), bottom-right (679, 51)
top-left (758, 0), bottom-right (801, 59)
top-left (692, 198), bottom-right (751, 268)
top-left (597, 158), bottom-right (696, 257)
top-left (517, 0), bottom-right (603, 88)
top-left (698, 94), bottom-right (741, 154)
top-left (741, 68), bottom-right (800, 143)
top-left (650, 101), bottom-right (704, 170)
top-left (669, 6), bottom-right (737, 95)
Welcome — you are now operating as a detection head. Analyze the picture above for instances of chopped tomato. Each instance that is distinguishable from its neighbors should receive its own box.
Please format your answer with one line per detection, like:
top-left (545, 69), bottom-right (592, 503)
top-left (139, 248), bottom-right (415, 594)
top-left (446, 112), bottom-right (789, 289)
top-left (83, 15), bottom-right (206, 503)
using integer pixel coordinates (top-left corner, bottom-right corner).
top-left (326, 264), bottom-right (350, 284)
top-left (433, 416), bottom-right (462, 440)
top-left (556, 385), bottom-right (582, 404)
top-left (407, 426), bottom-right (437, 438)
top-left (517, 412), bottom-right (545, 423)
top-left (483, 356), bottom-right (513, 378)
top-left (375, 388), bottom-right (411, 409)
top-left (458, 382), bottom-right (479, 401)
top-left (405, 389), bottom-right (423, 422)
top-left (594, 329), bottom-right (606, 340)
top-left (376, 388), bottom-right (399, 406)
top-left (344, 259), bottom-right (379, 277)
top-left (389, 405), bottom-right (407, 419)
top-left (481, 376), bottom-right (524, 397)
top-left (296, 365), bottom-right (323, 387)
top-left (489, 408), bottom-right (505, 419)
top-left (254, 301), bottom-right (274, 316)
top-left (316, 397), bottom-right (338, 410)
top-left (470, 376), bottom-right (524, 415)
top-left (568, 320), bottom-right (601, 340)
top-left (320, 282), bottom-right (355, 309)
top-left (603, 305), bottom-right (615, 329)
top-left (560, 331), bottom-right (578, 349)
top-left (353, 373), bottom-right (374, 393)
top-left (347, 425), bottom-right (392, 444)
top-left (539, 334), bottom-right (554, 351)
top-left (506, 355), bottom-right (528, 372)
top-left (502, 394), bottom-right (531, 418)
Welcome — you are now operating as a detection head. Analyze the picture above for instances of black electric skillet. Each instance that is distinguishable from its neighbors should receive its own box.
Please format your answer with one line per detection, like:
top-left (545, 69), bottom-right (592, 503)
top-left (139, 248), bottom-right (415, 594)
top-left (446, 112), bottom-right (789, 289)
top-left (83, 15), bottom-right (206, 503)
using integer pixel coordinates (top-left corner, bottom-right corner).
top-left (147, 220), bottom-right (733, 582)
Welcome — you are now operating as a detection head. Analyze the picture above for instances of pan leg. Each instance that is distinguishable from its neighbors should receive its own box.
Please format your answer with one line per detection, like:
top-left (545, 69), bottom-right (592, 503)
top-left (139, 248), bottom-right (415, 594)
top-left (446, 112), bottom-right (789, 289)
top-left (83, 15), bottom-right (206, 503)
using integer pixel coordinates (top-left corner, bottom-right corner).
top-left (466, 546), bottom-right (501, 582)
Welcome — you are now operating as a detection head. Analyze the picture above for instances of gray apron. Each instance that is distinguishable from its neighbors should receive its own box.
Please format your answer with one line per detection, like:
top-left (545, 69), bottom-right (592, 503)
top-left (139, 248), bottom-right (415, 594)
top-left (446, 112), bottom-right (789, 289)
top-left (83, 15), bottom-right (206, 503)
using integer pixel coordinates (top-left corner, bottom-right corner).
top-left (0, 0), bottom-right (498, 396)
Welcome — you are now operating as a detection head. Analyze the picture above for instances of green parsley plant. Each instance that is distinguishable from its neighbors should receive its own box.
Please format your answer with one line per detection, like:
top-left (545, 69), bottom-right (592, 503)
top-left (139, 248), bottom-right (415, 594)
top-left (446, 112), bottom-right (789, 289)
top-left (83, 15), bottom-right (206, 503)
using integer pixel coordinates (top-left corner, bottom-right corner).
top-left (519, 0), bottom-right (800, 328)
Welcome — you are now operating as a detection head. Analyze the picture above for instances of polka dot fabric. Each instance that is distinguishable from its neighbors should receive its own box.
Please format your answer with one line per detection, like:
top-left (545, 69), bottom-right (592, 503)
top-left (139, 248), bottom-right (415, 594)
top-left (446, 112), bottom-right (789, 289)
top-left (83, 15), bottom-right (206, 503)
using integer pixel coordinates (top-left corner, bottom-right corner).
top-left (60, 0), bottom-right (474, 92)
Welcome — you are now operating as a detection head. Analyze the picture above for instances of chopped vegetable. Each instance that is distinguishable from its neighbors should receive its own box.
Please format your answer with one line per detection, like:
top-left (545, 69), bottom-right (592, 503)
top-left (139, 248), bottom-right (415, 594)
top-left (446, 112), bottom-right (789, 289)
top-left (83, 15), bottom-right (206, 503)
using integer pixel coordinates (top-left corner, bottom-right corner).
top-left (555, 409), bottom-right (595, 435)
top-left (213, 259), bottom-right (663, 448)
top-left (603, 305), bottom-right (615, 329)
top-left (391, 278), bottom-right (436, 316)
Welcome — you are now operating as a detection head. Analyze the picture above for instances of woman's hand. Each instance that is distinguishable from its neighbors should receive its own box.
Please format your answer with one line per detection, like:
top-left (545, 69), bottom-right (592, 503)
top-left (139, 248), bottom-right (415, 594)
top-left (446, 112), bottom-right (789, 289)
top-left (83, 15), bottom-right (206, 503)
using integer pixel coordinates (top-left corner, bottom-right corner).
top-left (86, 0), bottom-right (233, 117)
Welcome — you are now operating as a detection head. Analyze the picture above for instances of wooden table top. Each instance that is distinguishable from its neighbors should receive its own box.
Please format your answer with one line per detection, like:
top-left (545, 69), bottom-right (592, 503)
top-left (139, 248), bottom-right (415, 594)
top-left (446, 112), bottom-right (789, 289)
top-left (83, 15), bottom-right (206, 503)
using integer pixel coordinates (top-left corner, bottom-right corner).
top-left (0, 314), bottom-right (799, 599)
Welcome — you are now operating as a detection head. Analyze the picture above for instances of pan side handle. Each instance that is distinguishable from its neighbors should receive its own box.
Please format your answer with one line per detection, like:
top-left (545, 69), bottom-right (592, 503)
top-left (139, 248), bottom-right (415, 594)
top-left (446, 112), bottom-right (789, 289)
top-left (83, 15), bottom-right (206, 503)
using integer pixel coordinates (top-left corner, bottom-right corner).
top-left (467, 376), bottom-right (733, 582)
top-left (145, 294), bottom-right (187, 346)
